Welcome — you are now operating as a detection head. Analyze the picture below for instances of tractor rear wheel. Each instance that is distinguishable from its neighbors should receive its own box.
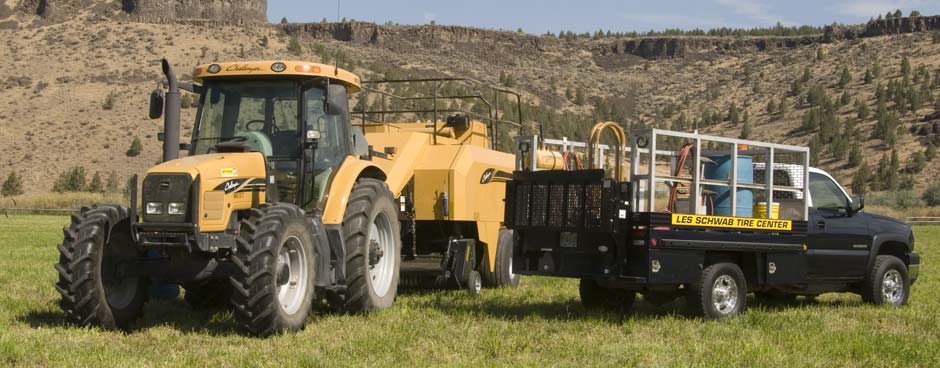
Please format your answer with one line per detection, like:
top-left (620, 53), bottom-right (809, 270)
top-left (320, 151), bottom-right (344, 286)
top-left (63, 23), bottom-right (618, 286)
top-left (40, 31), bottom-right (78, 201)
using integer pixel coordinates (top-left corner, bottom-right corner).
top-left (483, 229), bottom-right (520, 288)
top-left (339, 178), bottom-right (401, 313)
top-left (229, 203), bottom-right (316, 336)
top-left (55, 205), bottom-right (148, 330)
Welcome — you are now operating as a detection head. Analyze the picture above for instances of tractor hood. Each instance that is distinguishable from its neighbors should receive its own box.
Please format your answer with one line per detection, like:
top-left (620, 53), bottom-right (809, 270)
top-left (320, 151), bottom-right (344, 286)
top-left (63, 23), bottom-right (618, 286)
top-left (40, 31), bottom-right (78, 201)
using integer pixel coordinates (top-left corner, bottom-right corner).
top-left (147, 152), bottom-right (267, 183)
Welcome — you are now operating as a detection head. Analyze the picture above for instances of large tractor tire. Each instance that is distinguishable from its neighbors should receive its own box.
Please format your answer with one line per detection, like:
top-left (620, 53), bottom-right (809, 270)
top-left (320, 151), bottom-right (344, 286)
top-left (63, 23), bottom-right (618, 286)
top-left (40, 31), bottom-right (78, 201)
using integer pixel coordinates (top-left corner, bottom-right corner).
top-left (339, 178), bottom-right (401, 313)
top-left (55, 205), bottom-right (148, 330)
top-left (483, 229), bottom-right (520, 288)
top-left (229, 203), bottom-right (316, 336)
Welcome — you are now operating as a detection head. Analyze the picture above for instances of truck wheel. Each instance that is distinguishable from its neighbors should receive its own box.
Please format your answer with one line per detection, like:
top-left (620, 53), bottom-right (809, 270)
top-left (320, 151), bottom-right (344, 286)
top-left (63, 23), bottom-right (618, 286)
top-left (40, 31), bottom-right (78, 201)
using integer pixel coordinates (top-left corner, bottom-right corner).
top-left (483, 229), bottom-right (521, 288)
top-left (55, 205), bottom-right (148, 330)
top-left (230, 203), bottom-right (315, 336)
top-left (579, 279), bottom-right (635, 313)
top-left (183, 282), bottom-right (232, 310)
top-left (341, 178), bottom-right (401, 313)
top-left (687, 262), bottom-right (747, 319)
top-left (861, 255), bottom-right (910, 307)
top-left (466, 270), bottom-right (482, 295)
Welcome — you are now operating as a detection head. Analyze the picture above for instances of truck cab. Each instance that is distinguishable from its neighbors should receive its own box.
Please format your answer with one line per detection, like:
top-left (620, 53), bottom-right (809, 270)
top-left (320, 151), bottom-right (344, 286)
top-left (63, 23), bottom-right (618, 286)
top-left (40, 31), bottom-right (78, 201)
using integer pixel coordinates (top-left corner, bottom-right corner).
top-left (768, 167), bottom-right (919, 287)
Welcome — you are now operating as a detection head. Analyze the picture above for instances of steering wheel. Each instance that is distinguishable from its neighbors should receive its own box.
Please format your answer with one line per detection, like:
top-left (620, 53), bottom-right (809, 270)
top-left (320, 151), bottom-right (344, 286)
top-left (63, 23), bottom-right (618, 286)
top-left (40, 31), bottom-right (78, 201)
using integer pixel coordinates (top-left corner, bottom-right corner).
top-left (245, 120), bottom-right (266, 132)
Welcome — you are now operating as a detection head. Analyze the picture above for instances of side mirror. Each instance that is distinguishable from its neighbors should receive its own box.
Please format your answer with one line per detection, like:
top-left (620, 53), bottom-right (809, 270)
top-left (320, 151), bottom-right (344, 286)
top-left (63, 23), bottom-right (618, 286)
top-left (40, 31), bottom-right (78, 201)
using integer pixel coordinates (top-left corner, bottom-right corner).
top-left (149, 89), bottom-right (164, 119)
top-left (849, 195), bottom-right (865, 214)
top-left (324, 84), bottom-right (348, 116)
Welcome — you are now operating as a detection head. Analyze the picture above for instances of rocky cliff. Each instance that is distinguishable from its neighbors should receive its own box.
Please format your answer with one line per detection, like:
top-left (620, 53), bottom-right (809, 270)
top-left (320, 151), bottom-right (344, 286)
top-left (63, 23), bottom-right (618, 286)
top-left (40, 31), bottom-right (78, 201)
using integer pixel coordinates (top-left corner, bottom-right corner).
top-left (14, 0), bottom-right (266, 24)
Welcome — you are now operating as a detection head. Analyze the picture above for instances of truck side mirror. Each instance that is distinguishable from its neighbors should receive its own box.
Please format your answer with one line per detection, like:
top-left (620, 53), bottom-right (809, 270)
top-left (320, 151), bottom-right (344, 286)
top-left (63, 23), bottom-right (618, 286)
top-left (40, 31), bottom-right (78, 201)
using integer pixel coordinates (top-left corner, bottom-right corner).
top-left (324, 84), bottom-right (348, 116)
top-left (149, 89), bottom-right (164, 119)
top-left (849, 195), bottom-right (864, 214)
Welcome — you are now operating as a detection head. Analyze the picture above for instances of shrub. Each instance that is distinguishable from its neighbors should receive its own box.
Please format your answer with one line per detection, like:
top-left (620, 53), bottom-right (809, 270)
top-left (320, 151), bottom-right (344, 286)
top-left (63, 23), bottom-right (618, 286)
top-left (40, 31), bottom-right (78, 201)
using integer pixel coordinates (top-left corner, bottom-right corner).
top-left (924, 183), bottom-right (940, 206)
top-left (88, 172), bottom-right (104, 193)
top-left (52, 166), bottom-right (87, 193)
top-left (868, 190), bottom-right (923, 210)
top-left (106, 170), bottom-right (119, 192)
top-left (287, 37), bottom-right (302, 56)
top-left (102, 92), bottom-right (115, 110)
top-left (127, 137), bottom-right (142, 157)
top-left (1, 171), bottom-right (24, 197)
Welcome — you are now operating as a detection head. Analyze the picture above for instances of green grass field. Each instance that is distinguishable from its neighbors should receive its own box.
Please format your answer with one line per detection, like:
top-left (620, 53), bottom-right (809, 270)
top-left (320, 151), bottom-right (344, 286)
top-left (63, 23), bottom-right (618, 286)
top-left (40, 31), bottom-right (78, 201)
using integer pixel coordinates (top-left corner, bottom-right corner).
top-left (1, 215), bottom-right (937, 367)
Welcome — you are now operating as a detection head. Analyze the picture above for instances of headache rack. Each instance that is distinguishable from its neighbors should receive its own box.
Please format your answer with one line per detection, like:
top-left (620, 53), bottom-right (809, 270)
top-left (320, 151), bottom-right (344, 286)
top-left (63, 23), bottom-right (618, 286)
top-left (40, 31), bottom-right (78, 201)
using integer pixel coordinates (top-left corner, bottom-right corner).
top-left (504, 170), bottom-right (629, 234)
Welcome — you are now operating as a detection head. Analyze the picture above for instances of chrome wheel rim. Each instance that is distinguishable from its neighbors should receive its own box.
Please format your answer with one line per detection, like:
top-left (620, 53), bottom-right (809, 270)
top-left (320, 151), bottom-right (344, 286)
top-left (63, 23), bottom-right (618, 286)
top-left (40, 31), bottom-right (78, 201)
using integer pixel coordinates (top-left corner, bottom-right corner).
top-left (882, 269), bottom-right (903, 304)
top-left (276, 235), bottom-right (308, 315)
top-left (368, 212), bottom-right (395, 298)
top-left (712, 275), bottom-right (739, 314)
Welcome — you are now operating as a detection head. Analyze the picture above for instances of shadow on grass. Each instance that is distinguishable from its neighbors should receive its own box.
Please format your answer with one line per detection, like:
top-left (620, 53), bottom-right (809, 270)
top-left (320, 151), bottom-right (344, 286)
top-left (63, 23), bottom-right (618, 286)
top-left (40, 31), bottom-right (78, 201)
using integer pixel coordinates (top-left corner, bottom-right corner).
top-left (18, 299), bottom-right (242, 336)
top-left (412, 292), bottom-right (860, 322)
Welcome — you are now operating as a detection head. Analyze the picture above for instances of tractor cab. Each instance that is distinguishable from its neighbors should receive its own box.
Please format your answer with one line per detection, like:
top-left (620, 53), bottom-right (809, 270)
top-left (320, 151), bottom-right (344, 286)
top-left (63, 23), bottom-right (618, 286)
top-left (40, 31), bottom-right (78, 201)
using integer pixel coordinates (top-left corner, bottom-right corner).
top-left (157, 61), bottom-right (363, 210)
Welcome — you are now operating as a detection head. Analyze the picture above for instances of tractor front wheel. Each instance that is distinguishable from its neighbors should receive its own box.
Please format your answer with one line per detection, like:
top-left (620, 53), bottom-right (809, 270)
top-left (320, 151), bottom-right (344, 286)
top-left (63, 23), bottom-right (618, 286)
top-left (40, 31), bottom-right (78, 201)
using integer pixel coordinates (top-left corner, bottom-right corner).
top-left (229, 203), bottom-right (316, 336)
top-left (55, 205), bottom-right (148, 330)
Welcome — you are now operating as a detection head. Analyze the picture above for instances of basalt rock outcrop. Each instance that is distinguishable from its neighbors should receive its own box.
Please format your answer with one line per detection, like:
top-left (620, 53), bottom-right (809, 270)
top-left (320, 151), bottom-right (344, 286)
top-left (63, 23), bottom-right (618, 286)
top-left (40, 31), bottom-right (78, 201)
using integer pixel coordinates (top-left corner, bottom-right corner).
top-left (15, 0), bottom-right (266, 24)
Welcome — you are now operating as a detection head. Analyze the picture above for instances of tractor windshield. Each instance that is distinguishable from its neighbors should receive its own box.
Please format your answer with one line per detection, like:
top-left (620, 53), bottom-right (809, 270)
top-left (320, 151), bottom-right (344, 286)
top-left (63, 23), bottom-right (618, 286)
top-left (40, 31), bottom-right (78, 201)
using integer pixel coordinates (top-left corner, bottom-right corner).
top-left (192, 80), bottom-right (302, 159)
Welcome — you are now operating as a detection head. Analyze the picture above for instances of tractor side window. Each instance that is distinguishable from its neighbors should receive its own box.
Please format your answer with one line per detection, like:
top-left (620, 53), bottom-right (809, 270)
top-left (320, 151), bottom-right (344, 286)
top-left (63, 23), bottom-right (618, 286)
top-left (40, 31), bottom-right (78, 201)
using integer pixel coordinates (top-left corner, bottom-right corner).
top-left (303, 86), bottom-right (350, 209)
top-left (809, 172), bottom-right (848, 210)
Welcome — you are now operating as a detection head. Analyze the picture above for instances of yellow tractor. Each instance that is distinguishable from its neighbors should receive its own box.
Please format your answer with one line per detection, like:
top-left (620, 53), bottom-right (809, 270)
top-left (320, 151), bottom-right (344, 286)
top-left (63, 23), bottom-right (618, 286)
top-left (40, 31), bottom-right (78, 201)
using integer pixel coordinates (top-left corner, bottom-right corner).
top-left (54, 59), bottom-right (520, 336)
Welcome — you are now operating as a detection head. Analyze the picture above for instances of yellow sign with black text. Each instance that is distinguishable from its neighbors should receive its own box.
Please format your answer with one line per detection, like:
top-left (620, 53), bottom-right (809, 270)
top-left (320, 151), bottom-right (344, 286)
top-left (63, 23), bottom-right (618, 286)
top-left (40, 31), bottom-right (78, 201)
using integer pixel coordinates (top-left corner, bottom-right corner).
top-left (671, 214), bottom-right (792, 231)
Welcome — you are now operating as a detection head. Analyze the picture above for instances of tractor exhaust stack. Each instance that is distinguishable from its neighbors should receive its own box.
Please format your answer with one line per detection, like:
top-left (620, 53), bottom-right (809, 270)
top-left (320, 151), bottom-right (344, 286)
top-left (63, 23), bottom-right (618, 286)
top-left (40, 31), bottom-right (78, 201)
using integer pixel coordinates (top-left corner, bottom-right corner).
top-left (161, 58), bottom-right (181, 162)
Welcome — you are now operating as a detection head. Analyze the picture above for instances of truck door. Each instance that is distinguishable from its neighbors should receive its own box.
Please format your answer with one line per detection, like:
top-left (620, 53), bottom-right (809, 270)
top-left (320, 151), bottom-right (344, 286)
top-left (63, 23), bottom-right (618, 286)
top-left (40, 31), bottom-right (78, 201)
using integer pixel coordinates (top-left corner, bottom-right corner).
top-left (806, 172), bottom-right (871, 279)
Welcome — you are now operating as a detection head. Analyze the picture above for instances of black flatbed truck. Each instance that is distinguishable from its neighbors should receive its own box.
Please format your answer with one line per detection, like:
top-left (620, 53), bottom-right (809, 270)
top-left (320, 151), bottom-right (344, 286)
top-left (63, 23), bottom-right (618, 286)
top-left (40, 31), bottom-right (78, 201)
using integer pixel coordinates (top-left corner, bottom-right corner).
top-left (505, 126), bottom-right (919, 318)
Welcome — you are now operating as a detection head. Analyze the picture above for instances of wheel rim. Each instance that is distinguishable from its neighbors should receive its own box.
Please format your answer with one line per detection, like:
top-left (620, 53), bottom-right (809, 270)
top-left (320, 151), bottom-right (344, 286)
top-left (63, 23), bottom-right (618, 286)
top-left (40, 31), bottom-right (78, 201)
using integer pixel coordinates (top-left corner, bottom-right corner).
top-left (276, 235), bottom-right (309, 315)
top-left (368, 212), bottom-right (395, 298)
top-left (101, 241), bottom-right (138, 309)
top-left (473, 274), bottom-right (482, 293)
top-left (882, 269), bottom-right (904, 304)
top-left (711, 275), bottom-right (739, 314)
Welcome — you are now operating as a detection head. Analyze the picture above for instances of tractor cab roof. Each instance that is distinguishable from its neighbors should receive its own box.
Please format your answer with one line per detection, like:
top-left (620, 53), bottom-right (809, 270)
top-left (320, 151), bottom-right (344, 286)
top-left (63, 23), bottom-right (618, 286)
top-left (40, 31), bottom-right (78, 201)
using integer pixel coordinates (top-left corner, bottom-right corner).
top-left (192, 61), bottom-right (361, 93)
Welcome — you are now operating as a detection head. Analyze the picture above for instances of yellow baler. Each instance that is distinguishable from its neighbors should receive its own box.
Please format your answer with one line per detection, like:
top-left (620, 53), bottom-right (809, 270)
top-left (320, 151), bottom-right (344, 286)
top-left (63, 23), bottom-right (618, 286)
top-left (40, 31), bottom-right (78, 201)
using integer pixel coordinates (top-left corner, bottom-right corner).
top-left (361, 120), bottom-right (518, 288)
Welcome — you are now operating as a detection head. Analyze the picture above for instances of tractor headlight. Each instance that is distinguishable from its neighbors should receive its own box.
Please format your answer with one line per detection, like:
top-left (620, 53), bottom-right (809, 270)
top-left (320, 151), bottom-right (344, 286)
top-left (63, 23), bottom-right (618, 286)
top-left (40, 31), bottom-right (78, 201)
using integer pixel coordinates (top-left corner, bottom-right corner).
top-left (146, 202), bottom-right (163, 215)
top-left (167, 202), bottom-right (186, 215)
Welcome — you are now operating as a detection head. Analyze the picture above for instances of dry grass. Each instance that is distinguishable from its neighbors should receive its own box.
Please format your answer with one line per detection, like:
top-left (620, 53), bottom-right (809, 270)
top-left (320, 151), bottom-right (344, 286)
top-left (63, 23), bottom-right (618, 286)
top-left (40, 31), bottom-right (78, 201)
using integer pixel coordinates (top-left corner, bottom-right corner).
top-left (0, 214), bottom-right (937, 367)
top-left (0, 192), bottom-right (125, 210)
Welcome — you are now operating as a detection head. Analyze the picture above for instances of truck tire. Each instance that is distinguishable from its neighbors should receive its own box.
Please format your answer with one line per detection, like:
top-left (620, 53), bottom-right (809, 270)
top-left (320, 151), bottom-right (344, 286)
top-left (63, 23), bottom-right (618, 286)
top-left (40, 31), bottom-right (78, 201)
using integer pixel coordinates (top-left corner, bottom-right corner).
top-left (183, 282), bottom-right (232, 310)
top-left (687, 262), bottom-right (747, 319)
top-left (340, 178), bottom-right (401, 313)
top-left (579, 279), bottom-right (635, 313)
top-left (230, 203), bottom-right (316, 336)
top-left (482, 229), bottom-right (521, 288)
top-left (861, 255), bottom-right (910, 307)
top-left (55, 205), bottom-right (148, 330)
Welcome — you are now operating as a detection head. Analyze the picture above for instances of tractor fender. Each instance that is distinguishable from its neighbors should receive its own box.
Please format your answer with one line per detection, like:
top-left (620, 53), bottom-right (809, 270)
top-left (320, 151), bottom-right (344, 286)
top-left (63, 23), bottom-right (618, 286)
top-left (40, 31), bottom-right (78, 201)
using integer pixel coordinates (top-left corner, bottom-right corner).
top-left (322, 156), bottom-right (388, 225)
top-left (868, 232), bottom-right (913, 270)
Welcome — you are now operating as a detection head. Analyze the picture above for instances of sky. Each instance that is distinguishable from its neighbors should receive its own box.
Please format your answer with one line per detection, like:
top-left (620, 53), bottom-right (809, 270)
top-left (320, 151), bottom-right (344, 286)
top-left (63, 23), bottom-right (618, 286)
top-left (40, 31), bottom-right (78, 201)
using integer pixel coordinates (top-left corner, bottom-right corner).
top-left (268, 0), bottom-right (940, 33)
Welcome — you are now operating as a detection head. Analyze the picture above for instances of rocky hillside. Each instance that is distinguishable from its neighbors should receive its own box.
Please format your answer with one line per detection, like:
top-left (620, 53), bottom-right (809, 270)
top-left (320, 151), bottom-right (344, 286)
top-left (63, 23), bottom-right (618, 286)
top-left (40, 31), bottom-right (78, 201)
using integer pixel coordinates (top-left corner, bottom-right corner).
top-left (1, 0), bottom-right (940, 204)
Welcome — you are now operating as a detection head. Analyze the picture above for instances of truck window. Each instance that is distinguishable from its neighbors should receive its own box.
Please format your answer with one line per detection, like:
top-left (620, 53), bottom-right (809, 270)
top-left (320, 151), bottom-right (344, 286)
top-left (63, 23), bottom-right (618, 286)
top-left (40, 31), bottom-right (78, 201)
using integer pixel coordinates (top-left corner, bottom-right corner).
top-left (809, 172), bottom-right (847, 209)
